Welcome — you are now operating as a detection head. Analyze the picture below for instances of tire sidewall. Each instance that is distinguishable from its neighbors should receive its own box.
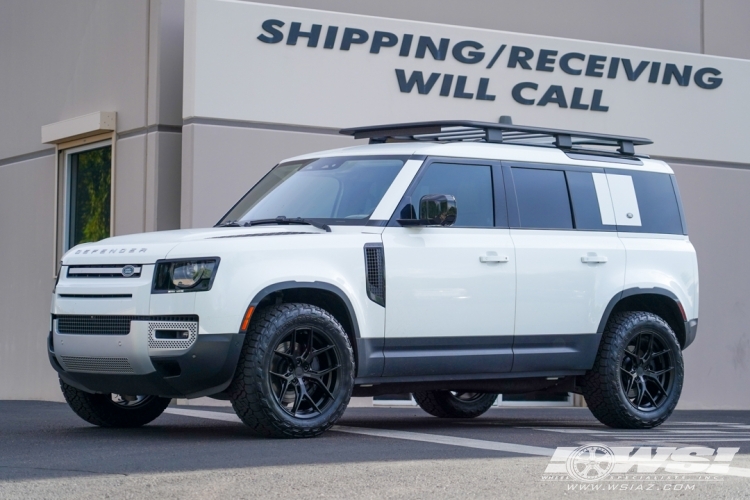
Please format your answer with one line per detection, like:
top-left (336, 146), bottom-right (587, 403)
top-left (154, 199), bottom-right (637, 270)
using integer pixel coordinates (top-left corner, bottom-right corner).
top-left (256, 307), bottom-right (354, 432)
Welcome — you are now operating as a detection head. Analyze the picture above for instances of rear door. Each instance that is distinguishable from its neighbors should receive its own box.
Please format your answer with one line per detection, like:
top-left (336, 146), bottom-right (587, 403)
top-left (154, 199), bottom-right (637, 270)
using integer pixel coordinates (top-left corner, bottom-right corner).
top-left (505, 163), bottom-right (626, 373)
top-left (381, 159), bottom-right (516, 377)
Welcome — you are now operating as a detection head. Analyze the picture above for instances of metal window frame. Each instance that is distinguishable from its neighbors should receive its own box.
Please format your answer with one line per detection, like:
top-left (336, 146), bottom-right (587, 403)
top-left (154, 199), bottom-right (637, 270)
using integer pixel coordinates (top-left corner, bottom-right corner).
top-left (57, 138), bottom-right (114, 255)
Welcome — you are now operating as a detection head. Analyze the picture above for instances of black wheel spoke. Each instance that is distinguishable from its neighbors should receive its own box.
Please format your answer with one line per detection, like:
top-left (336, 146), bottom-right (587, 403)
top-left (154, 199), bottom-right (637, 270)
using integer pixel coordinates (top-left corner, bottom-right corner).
top-left (650, 367), bottom-right (674, 377)
top-left (644, 373), bottom-right (668, 395)
top-left (310, 345), bottom-right (334, 360)
top-left (651, 349), bottom-right (670, 359)
top-left (643, 386), bottom-right (658, 407)
top-left (622, 349), bottom-right (638, 361)
top-left (290, 329), bottom-right (298, 355)
top-left (306, 329), bottom-right (315, 358)
top-left (645, 334), bottom-right (654, 361)
top-left (307, 375), bottom-right (336, 400)
top-left (291, 385), bottom-right (303, 416)
top-left (276, 380), bottom-right (289, 403)
top-left (311, 364), bottom-right (340, 377)
top-left (269, 370), bottom-right (290, 380)
top-left (273, 350), bottom-right (294, 361)
top-left (304, 392), bottom-right (322, 414)
top-left (624, 374), bottom-right (636, 396)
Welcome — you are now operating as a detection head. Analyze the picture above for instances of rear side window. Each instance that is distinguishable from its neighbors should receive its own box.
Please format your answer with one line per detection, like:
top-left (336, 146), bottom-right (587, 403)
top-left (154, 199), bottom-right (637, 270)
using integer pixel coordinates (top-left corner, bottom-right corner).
top-left (512, 168), bottom-right (573, 229)
top-left (566, 171), bottom-right (615, 231)
top-left (612, 170), bottom-right (684, 235)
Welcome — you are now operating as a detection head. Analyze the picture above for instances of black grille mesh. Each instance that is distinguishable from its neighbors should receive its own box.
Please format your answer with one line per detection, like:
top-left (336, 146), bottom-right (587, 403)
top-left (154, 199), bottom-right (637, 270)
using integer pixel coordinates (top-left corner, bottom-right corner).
top-left (364, 243), bottom-right (385, 306)
top-left (55, 315), bottom-right (198, 335)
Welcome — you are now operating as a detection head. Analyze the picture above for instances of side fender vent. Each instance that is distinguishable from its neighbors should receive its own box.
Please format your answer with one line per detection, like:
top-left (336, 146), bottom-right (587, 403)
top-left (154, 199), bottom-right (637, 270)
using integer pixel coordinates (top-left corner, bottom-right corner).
top-left (364, 243), bottom-right (385, 307)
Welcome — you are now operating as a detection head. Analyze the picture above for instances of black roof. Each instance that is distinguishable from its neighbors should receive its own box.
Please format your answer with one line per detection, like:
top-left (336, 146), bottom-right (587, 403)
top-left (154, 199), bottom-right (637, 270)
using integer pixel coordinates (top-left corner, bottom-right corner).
top-left (339, 119), bottom-right (653, 157)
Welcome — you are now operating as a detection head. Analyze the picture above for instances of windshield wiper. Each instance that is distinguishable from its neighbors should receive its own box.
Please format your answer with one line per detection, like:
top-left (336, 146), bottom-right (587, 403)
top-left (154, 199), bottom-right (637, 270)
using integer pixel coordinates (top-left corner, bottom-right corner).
top-left (241, 216), bottom-right (331, 232)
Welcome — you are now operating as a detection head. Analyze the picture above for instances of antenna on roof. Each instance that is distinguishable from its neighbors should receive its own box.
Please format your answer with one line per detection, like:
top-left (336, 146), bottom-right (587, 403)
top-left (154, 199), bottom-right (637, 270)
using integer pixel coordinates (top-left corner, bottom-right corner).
top-left (498, 115), bottom-right (513, 124)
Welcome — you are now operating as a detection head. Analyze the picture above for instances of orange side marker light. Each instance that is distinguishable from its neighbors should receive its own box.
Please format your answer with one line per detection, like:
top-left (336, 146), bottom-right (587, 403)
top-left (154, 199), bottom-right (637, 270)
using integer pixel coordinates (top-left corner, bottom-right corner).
top-left (240, 306), bottom-right (255, 332)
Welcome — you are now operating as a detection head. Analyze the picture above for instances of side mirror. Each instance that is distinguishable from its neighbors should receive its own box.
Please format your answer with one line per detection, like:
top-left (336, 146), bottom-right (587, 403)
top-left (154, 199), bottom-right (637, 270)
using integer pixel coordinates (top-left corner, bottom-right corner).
top-left (398, 194), bottom-right (457, 227)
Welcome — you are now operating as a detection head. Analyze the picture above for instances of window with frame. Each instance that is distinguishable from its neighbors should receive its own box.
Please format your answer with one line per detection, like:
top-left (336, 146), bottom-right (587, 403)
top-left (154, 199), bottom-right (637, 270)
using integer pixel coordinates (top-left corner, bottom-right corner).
top-left (407, 162), bottom-right (494, 227)
top-left (512, 167), bottom-right (573, 229)
top-left (64, 144), bottom-right (112, 249)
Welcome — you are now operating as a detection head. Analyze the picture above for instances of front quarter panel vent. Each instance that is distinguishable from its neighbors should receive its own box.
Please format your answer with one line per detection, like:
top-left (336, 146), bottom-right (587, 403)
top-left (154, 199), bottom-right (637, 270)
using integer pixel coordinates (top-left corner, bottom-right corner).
top-left (364, 243), bottom-right (385, 307)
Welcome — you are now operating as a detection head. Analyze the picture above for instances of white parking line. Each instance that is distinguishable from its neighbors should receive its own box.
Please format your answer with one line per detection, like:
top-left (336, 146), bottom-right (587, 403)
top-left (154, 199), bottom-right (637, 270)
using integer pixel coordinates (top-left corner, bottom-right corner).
top-left (163, 408), bottom-right (750, 479)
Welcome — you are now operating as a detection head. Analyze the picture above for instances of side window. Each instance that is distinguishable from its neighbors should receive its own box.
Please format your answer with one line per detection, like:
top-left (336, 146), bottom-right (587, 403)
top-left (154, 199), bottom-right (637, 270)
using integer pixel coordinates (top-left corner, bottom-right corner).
top-left (409, 163), bottom-right (494, 227)
top-left (614, 170), bottom-right (684, 235)
top-left (512, 167), bottom-right (573, 229)
top-left (566, 171), bottom-right (615, 231)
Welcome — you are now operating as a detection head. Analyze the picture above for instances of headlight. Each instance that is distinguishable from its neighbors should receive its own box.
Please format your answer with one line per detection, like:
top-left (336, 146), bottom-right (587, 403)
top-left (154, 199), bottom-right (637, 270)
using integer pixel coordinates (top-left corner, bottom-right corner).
top-left (152, 258), bottom-right (219, 293)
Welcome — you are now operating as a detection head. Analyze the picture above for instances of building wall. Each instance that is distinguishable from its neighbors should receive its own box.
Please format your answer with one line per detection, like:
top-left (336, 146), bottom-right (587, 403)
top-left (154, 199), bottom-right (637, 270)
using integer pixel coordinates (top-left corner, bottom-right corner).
top-left (1, 0), bottom-right (749, 403)
top-left (0, 0), bottom-right (184, 400)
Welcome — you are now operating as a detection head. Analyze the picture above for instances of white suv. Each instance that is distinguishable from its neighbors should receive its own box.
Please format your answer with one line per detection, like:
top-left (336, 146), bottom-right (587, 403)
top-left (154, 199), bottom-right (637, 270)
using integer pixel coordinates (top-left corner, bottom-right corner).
top-left (50, 120), bottom-right (698, 437)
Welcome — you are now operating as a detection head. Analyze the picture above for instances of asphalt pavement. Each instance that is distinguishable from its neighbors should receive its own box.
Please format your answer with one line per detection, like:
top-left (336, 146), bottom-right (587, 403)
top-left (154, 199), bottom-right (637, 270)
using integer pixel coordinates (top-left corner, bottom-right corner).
top-left (1, 401), bottom-right (749, 499)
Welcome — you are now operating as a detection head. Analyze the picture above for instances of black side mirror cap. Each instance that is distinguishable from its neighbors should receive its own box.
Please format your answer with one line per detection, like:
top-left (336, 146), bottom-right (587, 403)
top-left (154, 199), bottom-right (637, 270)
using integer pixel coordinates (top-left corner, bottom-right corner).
top-left (397, 194), bottom-right (457, 227)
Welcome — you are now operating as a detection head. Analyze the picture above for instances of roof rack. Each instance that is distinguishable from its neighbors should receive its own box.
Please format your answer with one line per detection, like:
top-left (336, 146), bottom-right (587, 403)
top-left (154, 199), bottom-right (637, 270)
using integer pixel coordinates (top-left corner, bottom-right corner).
top-left (339, 118), bottom-right (652, 157)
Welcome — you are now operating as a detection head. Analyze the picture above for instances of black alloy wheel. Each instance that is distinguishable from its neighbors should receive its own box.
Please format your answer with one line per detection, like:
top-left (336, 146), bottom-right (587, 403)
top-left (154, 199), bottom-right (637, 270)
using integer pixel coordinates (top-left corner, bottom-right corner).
top-left (413, 390), bottom-right (498, 418)
top-left (60, 378), bottom-right (171, 427)
top-left (229, 303), bottom-right (354, 438)
top-left (619, 331), bottom-right (676, 412)
top-left (582, 311), bottom-right (684, 429)
top-left (268, 327), bottom-right (341, 419)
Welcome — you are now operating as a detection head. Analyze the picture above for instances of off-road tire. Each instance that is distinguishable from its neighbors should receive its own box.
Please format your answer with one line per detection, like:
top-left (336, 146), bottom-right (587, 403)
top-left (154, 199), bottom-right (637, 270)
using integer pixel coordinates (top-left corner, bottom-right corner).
top-left (60, 378), bottom-right (170, 428)
top-left (413, 391), bottom-right (498, 418)
top-left (581, 311), bottom-right (684, 429)
top-left (228, 303), bottom-right (355, 438)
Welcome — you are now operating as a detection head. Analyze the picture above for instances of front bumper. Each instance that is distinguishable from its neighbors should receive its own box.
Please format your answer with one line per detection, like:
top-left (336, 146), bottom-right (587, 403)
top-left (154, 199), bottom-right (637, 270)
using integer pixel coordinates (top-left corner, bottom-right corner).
top-left (49, 325), bottom-right (245, 398)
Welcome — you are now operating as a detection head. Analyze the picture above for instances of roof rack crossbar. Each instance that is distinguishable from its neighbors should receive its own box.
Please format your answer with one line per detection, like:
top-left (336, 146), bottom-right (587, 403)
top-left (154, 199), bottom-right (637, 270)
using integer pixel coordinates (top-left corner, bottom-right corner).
top-left (341, 120), bottom-right (652, 157)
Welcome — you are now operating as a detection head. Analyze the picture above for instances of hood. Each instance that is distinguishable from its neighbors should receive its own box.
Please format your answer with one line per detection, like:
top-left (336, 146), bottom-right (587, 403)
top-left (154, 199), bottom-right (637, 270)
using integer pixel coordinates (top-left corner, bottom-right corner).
top-left (61, 227), bottom-right (323, 265)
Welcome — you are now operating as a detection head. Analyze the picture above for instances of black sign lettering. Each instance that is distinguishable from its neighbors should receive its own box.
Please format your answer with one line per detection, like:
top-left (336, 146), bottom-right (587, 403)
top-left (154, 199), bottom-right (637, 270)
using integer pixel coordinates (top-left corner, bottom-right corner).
top-left (648, 62), bottom-right (661, 83)
top-left (287, 22), bottom-right (321, 47)
top-left (585, 55), bottom-right (607, 77)
top-left (536, 49), bottom-right (557, 72)
top-left (560, 52), bottom-right (585, 75)
top-left (508, 46), bottom-right (534, 69)
top-left (323, 26), bottom-right (338, 49)
top-left (341, 28), bottom-right (369, 50)
top-left (512, 82), bottom-right (538, 105)
top-left (396, 69), bottom-right (440, 94)
top-left (452, 40), bottom-right (485, 64)
top-left (416, 36), bottom-right (450, 61)
top-left (662, 64), bottom-right (692, 86)
top-left (257, 19), bottom-right (284, 44)
top-left (371, 31), bottom-right (398, 54)
top-left (591, 90), bottom-right (609, 112)
top-left (537, 85), bottom-right (568, 108)
top-left (694, 67), bottom-right (723, 89)
top-left (476, 78), bottom-right (496, 101)
top-left (621, 59), bottom-right (650, 81)
top-left (570, 88), bottom-right (589, 110)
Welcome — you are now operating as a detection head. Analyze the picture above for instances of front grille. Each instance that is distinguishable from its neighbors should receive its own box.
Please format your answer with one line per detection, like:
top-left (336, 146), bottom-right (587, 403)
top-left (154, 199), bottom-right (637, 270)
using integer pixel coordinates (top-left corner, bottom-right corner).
top-left (57, 316), bottom-right (132, 335)
top-left (60, 356), bottom-right (134, 373)
top-left (67, 265), bottom-right (142, 278)
top-left (364, 243), bottom-right (385, 306)
top-left (55, 315), bottom-right (199, 335)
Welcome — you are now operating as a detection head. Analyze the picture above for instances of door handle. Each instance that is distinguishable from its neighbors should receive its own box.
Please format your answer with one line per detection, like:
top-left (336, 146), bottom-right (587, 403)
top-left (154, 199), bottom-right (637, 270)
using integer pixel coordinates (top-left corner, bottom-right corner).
top-left (581, 253), bottom-right (608, 264)
top-left (480, 254), bottom-right (509, 263)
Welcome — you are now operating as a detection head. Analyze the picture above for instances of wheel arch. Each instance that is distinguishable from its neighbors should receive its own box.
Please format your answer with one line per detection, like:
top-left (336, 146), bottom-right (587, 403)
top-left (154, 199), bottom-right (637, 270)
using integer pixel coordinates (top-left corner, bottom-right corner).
top-left (598, 288), bottom-right (688, 348)
top-left (247, 281), bottom-right (363, 373)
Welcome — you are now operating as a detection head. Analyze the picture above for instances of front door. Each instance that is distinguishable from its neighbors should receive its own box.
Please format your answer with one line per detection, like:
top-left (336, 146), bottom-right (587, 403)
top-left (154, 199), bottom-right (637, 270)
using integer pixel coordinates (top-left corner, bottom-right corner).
top-left (381, 160), bottom-right (516, 377)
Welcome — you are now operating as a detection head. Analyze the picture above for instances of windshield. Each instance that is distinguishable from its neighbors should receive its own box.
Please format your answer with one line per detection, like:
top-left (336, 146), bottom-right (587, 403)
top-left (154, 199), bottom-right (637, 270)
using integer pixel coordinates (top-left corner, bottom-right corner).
top-left (219, 156), bottom-right (407, 225)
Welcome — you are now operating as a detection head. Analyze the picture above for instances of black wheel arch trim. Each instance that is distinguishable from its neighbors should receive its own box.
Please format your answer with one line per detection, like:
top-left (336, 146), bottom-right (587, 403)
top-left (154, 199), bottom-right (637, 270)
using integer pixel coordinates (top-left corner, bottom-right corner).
top-left (597, 287), bottom-right (693, 348)
top-left (248, 281), bottom-right (380, 377)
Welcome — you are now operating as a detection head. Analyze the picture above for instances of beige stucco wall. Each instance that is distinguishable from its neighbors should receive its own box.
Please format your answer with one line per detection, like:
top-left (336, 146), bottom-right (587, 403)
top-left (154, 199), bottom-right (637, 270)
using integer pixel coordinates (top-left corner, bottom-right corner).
top-left (1, 0), bottom-right (749, 405)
